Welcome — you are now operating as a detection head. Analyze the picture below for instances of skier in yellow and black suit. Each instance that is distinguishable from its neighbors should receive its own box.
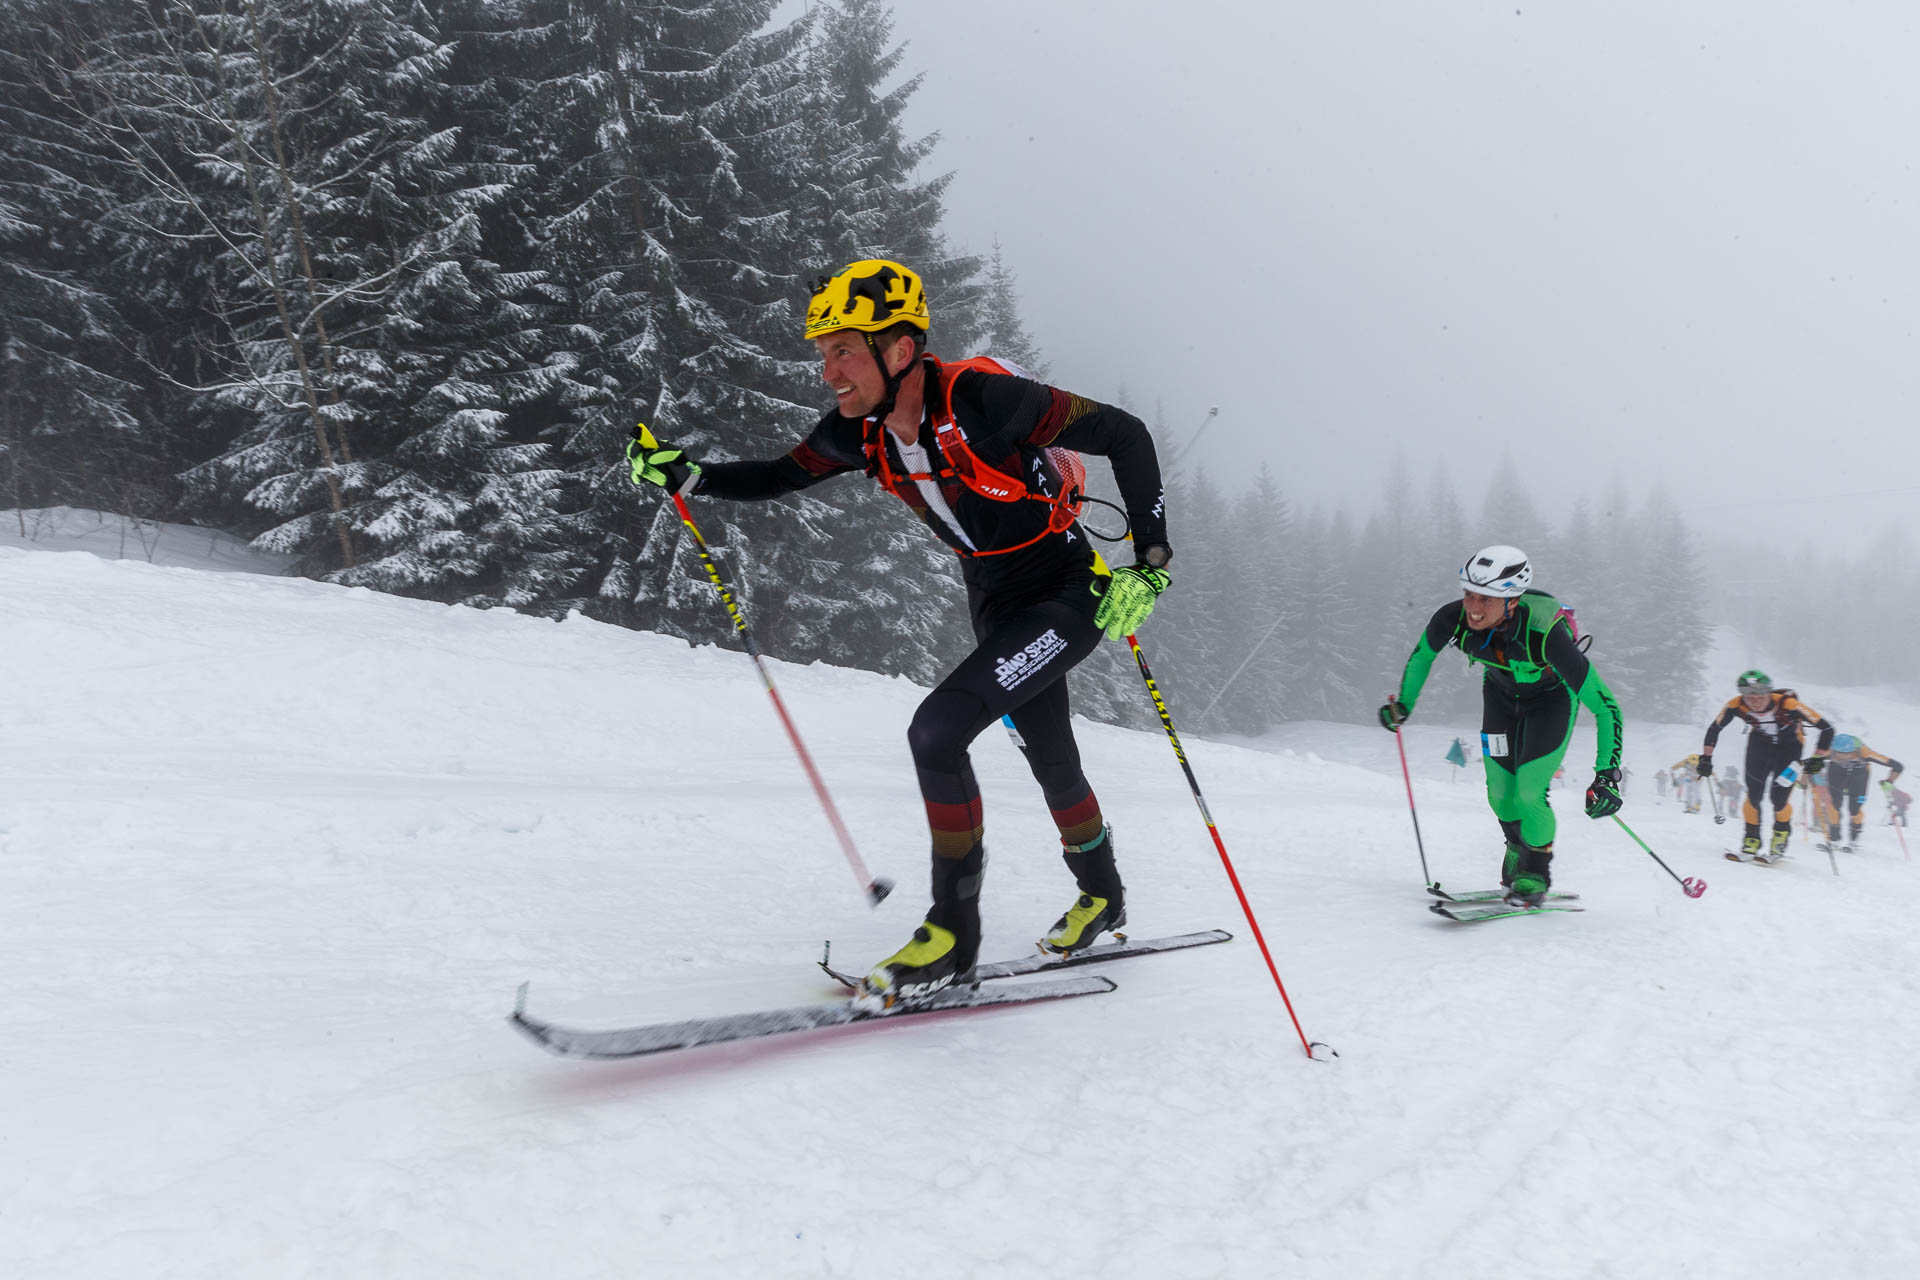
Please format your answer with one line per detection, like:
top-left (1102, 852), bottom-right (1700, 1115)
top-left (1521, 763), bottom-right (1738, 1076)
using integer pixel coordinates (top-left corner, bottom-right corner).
top-left (1820, 734), bottom-right (1904, 851)
top-left (1698, 669), bottom-right (1835, 860)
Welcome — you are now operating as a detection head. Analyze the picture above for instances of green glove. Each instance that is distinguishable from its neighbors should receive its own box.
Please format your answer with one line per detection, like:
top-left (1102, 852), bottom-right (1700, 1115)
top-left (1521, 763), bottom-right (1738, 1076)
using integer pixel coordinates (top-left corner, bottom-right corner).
top-left (1092, 563), bottom-right (1171, 641)
top-left (1377, 699), bottom-right (1409, 731)
top-left (626, 423), bottom-right (702, 493)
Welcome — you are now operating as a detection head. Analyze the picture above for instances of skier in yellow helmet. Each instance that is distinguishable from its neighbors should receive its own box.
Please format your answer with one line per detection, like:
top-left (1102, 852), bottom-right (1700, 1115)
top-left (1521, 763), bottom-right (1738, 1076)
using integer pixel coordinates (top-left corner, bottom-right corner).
top-left (626, 259), bottom-right (1173, 1009)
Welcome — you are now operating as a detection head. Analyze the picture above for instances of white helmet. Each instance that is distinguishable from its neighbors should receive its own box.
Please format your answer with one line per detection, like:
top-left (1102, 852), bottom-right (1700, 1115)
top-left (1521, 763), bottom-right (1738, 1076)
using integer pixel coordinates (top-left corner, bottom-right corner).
top-left (1460, 544), bottom-right (1532, 598)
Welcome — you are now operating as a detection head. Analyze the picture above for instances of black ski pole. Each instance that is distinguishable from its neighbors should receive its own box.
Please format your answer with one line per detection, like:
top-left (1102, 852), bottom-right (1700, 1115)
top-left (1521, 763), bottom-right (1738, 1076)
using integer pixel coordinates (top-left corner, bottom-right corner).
top-left (1611, 816), bottom-right (1707, 897)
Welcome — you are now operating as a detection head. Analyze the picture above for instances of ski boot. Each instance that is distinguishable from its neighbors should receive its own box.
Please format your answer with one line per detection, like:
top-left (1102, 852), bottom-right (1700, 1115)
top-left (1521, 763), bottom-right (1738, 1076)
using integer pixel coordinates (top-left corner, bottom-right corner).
top-left (1814, 840), bottom-right (1834, 853)
top-left (1499, 843), bottom-right (1524, 888)
top-left (1042, 893), bottom-right (1126, 956)
top-left (1768, 826), bottom-right (1791, 863)
top-left (858, 846), bottom-right (985, 1012)
top-left (857, 922), bottom-right (975, 1012)
top-left (1044, 826), bottom-right (1126, 955)
top-left (1504, 844), bottom-right (1553, 907)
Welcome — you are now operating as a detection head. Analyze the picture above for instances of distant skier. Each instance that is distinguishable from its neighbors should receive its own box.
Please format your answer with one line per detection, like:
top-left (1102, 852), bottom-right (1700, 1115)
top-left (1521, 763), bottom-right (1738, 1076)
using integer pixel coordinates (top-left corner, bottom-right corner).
top-left (1818, 734), bottom-right (1903, 851)
top-left (1888, 785), bottom-right (1912, 828)
top-left (1670, 754), bottom-right (1705, 813)
top-left (1655, 767), bottom-right (1671, 802)
top-left (625, 259), bottom-right (1171, 1009)
top-left (1716, 765), bottom-right (1742, 819)
top-left (1697, 670), bottom-right (1834, 861)
top-left (1378, 546), bottom-right (1624, 906)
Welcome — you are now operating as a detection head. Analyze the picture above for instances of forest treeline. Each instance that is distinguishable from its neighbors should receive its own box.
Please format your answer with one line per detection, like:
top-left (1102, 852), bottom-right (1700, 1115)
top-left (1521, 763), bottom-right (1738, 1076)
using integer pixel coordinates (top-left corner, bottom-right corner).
top-left (2, 0), bottom-right (1902, 734)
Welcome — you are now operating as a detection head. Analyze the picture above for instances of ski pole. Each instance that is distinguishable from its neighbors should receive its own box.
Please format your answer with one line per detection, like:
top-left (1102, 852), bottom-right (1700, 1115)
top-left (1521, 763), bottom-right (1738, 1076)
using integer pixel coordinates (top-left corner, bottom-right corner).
top-left (1390, 720), bottom-right (1435, 888)
top-left (640, 426), bottom-right (893, 908)
top-left (1124, 632), bottom-right (1332, 1061)
top-left (1709, 772), bottom-right (1726, 825)
top-left (1610, 816), bottom-right (1707, 897)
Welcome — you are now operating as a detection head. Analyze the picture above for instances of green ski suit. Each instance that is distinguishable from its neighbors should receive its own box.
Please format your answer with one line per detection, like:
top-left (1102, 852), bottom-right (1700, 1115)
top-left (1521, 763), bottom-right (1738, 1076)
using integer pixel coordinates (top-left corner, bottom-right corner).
top-left (1396, 590), bottom-right (1623, 853)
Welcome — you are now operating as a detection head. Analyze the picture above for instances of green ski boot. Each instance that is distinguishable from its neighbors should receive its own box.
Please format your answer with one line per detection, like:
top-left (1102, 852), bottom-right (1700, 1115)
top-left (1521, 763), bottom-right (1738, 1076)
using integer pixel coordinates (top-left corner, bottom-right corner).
top-left (1504, 844), bottom-right (1553, 907)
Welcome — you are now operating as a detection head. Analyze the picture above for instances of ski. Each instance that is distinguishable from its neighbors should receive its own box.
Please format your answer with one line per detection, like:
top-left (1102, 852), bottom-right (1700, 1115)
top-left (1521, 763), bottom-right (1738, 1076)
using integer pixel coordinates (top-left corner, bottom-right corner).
top-left (1426, 884), bottom-right (1580, 905)
top-left (1724, 849), bottom-right (1786, 865)
top-left (509, 975), bottom-right (1117, 1060)
top-left (818, 928), bottom-right (1233, 990)
top-left (1429, 901), bottom-right (1586, 923)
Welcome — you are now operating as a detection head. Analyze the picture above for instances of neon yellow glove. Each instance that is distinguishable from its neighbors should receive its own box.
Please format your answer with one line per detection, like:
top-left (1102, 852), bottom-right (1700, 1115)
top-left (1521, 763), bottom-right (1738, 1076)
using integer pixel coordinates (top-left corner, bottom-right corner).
top-left (626, 423), bottom-right (701, 493)
top-left (1092, 563), bottom-right (1171, 641)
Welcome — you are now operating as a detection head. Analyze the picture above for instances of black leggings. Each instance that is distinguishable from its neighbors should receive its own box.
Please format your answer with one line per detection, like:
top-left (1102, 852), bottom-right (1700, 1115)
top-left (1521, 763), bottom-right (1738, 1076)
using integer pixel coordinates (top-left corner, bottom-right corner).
top-left (905, 587), bottom-right (1109, 937)
top-left (1740, 734), bottom-right (1801, 832)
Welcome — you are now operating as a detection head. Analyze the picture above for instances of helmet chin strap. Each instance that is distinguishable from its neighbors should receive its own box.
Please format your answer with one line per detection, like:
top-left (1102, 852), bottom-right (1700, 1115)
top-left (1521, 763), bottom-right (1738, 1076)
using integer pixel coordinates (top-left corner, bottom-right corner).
top-left (864, 332), bottom-right (913, 426)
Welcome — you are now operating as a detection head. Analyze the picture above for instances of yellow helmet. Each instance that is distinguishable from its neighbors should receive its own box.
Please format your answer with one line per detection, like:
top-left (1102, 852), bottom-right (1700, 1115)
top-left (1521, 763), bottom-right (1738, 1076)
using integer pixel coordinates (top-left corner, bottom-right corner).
top-left (804, 259), bottom-right (928, 339)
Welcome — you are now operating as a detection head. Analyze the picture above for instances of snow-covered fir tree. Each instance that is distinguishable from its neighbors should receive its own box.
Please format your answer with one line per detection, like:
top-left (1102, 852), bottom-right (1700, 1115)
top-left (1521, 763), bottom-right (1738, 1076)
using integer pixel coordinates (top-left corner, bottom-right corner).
top-left (0, 0), bottom-right (148, 515)
top-left (970, 238), bottom-right (1048, 377)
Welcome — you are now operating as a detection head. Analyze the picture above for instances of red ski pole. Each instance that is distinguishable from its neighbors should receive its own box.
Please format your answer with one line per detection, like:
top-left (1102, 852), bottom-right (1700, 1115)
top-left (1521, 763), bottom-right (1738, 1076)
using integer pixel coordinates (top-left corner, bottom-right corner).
top-left (1391, 722), bottom-right (1435, 889)
top-left (643, 427), bottom-right (892, 908)
top-left (1124, 632), bottom-right (1332, 1060)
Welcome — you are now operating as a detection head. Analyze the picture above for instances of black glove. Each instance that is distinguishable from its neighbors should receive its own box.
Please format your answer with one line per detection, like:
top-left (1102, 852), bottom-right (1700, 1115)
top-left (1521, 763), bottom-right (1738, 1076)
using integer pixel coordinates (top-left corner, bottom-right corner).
top-left (1805, 756), bottom-right (1826, 776)
top-left (1695, 757), bottom-right (1714, 778)
top-left (1585, 768), bottom-right (1623, 818)
top-left (1377, 699), bottom-right (1409, 731)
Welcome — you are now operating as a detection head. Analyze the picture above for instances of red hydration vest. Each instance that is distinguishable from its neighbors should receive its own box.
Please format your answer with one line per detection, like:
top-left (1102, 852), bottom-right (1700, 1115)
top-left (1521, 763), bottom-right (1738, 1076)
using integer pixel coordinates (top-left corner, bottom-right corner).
top-left (863, 355), bottom-right (1086, 558)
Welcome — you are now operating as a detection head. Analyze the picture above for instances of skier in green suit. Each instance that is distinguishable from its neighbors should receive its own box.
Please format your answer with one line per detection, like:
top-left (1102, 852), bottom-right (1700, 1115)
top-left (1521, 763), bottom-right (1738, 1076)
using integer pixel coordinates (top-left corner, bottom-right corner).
top-left (1378, 545), bottom-right (1625, 905)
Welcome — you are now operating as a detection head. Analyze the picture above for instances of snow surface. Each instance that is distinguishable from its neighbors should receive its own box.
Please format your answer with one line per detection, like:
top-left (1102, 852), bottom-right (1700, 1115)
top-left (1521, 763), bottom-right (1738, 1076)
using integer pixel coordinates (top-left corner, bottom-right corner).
top-left (5, 531), bottom-right (1919, 1279)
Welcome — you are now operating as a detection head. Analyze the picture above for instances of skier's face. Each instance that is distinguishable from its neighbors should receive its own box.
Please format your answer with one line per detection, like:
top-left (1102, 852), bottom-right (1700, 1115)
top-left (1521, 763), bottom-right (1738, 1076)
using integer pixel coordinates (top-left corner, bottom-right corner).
top-left (1462, 590), bottom-right (1509, 631)
top-left (815, 332), bottom-right (913, 417)
top-left (1742, 692), bottom-right (1772, 713)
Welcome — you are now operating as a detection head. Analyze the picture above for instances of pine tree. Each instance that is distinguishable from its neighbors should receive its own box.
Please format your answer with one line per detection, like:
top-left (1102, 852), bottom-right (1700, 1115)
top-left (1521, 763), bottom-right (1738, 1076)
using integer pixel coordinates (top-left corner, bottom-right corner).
top-left (0, 0), bottom-right (163, 517)
top-left (809, 0), bottom-right (982, 354)
top-left (1290, 507), bottom-right (1367, 722)
top-left (970, 237), bottom-right (1047, 376)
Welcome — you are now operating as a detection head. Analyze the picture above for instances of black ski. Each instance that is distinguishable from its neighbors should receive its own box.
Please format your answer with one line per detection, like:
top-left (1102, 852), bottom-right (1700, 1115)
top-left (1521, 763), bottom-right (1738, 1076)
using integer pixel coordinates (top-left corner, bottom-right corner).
top-left (1426, 884), bottom-right (1581, 905)
top-left (509, 975), bottom-right (1116, 1060)
top-left (817, 928), bottom-right (1234, 990)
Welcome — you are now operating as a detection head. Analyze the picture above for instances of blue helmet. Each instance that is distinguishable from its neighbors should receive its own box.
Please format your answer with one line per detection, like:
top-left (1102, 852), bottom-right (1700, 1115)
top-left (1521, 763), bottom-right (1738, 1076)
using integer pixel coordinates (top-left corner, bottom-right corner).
top-left (1832, 734), bottom-right (1859, 754)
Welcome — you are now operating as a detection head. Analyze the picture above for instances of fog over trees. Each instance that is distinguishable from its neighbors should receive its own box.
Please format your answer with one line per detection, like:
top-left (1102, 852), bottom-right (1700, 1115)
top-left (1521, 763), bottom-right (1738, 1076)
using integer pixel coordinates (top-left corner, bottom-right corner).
top-left (3, 0), bottom-right (1908, 734)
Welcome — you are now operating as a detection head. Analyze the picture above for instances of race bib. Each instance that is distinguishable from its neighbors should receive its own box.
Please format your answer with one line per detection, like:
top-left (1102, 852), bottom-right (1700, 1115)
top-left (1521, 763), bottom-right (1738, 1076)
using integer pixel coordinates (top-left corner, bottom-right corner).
top-left (1481, 732), bottom-right (1510, 758)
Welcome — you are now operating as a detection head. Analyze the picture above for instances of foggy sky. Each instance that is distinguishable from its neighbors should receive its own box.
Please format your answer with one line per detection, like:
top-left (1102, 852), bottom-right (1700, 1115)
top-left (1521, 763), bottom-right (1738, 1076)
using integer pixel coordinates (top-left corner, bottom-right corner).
top-left (868, 1), bottom-right (1920, 553)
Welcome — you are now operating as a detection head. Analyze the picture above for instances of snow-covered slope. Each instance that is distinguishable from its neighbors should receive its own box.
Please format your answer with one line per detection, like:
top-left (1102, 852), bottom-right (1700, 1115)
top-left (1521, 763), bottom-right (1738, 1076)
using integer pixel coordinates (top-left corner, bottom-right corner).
top-left (4, 542), bottom-right (1918, 1279)
top-left (0, 506), bottom-right (293, 575)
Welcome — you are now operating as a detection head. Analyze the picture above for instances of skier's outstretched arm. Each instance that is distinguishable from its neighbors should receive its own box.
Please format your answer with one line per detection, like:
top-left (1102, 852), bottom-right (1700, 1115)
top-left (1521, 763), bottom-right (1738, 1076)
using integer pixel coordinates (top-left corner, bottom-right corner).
top-left (685, 413), bottom-right (865, 502)
top-left (1383, 603), bottom-right (1462, 727)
